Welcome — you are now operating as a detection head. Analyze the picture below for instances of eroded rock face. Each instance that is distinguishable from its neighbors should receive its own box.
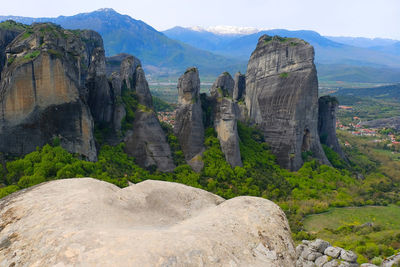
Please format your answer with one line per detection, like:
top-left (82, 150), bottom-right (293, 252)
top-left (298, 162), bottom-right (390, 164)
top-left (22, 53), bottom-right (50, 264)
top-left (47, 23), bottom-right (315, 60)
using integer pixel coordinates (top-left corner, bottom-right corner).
top-left (210, 72), bottom-right (235, 98)
top-left (0, 22), bottom-right (25, 77)
top-left (0, 23), bottom-right (99, 160)
top-left (108, 55), bottom-right (175, 172)
top-left (174, 67), bottom-right (205, 171)
top-left (245, 35), bottom-right (329, 170)
top-left (86, 46), bottom-right (113, 124)
top-left (233, 71), bottom-right (246, 101)
top-left (0, 178), bottom-right (296, 266)
top-left (211, 72), bottom-right (243, 168)
top-left (318, 96), bottom-right (345, 159)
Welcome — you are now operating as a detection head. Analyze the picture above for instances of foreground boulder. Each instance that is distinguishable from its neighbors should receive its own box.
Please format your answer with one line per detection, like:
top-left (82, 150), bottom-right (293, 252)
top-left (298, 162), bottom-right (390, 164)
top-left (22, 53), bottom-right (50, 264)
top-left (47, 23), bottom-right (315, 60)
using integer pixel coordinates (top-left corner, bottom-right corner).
top-left (0, 178), bottom-right (296, 266)
top-left (245, 35), bottom-right (329, 170)
top-left (174, 67), bottom-right (205, 171)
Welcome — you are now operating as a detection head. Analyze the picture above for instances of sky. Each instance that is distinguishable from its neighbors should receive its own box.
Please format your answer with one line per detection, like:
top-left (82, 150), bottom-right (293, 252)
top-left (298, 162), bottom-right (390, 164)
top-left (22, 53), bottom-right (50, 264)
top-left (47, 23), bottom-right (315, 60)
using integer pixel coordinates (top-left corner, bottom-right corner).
top-left (1, 0), bottom-right (399, 39)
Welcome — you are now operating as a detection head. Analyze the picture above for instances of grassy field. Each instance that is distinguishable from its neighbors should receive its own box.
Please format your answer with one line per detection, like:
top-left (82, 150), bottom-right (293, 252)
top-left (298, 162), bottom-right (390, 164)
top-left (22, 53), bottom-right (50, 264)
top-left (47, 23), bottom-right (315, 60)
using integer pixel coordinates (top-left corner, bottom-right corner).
top-left (303, 205), bottom-right (400, 263)
top-left (304, 205), bottom-right (400, 232)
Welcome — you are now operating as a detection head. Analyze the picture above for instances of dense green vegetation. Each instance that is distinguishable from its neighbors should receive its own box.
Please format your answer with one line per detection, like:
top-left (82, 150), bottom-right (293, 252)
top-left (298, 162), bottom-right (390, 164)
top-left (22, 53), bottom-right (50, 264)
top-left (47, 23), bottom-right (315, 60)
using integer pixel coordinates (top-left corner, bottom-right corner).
top-left (304, 205), bottom-right (400, 264)
top-left (0, 118), bottom-right (399, 263)
top-left (0, 20), bottom-right (27, 31)
top-left (152, 96), bottom-right (175, 112)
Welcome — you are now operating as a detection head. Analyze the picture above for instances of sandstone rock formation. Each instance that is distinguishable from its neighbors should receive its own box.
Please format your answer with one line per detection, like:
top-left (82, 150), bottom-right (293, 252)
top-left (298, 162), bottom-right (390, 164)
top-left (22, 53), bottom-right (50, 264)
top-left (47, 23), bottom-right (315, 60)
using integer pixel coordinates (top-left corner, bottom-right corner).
top-left (0, 178), bottom-right (296, 266)
top-left (296, 239), bottom-right (358, 267)
top-left (318, 96), bottom-right (345, 158)
top-left (210, 72), bottom-right (235, 98)
top-left (124, 67), bottom-right (175, 172)
top-left (0, 23), bottom-right (98, 160)
top-left (174, 67), bottom-right (205, 171)
top-left (106, 54), bottom-right (175, 172)
top-left (0, 22), bottom-right (174, 171)
top-left (245, 35), bottom-right (329, 170)
top-left (211, 72), bottom-right (243, 167)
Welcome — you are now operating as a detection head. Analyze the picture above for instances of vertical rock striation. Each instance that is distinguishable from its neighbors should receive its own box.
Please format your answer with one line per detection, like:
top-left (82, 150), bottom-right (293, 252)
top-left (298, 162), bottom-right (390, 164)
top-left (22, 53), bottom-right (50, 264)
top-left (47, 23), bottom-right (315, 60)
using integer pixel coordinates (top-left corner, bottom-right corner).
top-left (174, 67), bottom-right (205, 172)
top-left (121, 60), bottom-right (175, 172)
top-left (0, 23), bottom-right (99, 160)
top-left (211, 72), bottom-right (243, 168)
top-left (245, 35), bottom-right (329, 170)
top-left (318, 96), bottom-right (345, 159)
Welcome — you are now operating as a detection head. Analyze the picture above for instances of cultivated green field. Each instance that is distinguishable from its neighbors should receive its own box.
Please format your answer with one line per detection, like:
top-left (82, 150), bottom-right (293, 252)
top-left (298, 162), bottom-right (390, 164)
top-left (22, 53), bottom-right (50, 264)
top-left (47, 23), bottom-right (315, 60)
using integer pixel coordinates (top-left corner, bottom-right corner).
top-left (303, 205), bottom-right (400, 263)
top-left (304, 205), bottom-right (400, 232)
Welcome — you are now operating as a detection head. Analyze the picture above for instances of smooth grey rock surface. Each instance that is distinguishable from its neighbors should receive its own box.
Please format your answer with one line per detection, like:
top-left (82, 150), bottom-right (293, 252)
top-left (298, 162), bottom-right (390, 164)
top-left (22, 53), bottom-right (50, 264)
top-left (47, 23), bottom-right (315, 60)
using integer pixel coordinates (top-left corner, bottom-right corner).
top-left (318, 96), bottom-right (345, 159)
top-left (315, 255), bottom-right (329, 267)
top-left (245, 35), bottom-right (329, 170)
top-left (324, 259), bottom-right (340, 267)
top-left (340, 250), bottom-right (358, 263)
top-left (324, 246), bottom-right (342, 258)
top-left (0, 178), bottom-right (296, 266)
top-left (174, 67), bottom-right (205, 171)
top-left (310, 239), bottom-right (331, 253)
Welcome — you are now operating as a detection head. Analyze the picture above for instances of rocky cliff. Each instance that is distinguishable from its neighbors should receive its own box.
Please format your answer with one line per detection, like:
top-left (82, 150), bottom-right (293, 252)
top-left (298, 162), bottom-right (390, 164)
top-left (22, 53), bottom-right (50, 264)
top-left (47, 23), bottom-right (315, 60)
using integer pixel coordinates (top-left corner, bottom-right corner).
top-left (245, 35), bottom-right (329, 170)
top-left (174, 67), bottom-right (205, 171)
top-left (0, 22), bottom-right (174, 171)
top-left (0, 23), bottom-right (99, 160)
top-left (210, 72), bottom-right (243, 167)
top-left (318, 96), bottom-right (345, 158)
top-left (0, 178), bottom-right (296, 266)
top-left (121, 61), bottom-right (175, 172)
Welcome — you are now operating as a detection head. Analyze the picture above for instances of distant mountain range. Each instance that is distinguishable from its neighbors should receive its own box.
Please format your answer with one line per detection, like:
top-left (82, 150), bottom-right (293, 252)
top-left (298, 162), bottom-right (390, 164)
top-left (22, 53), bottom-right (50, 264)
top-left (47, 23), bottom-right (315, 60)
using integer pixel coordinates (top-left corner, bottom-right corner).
top-left (1, 8), bottom-right (400, 82)
top-left (164, 27), bottom-right (400, 67)
top-left (0, 9), bottom-right (246, 77)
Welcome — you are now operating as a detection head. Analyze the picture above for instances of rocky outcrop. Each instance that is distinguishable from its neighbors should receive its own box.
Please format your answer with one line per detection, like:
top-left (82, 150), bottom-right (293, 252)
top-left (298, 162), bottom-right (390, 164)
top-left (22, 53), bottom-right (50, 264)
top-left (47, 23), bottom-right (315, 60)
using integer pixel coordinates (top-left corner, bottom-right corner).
top-left (296, 239), bottom-right (358, 267)
top-left (211, 72), bottom-right (243, 167)
top-left (0, 22), bottom-right (174, 171)
top-left (318, 96), bottom-right (345, 158)
top-left (0, 23), bottom-right (99, 160)
top-left (0, 178), bottom-right (296, 266)
top-left (381, 252), bottom-right (400, 267)
top-left (245, 35), bottom-right (329, 170)
top-left (107, 54), bottom-right (175, 172)
top-left (86, 46), bottom-right (113, 124)
top-left (123, 65), bottom-right (175, 172)
top-left (174, 67), bottom-right (205, 171)
top-left (210, 72), bottom-right (235, 98)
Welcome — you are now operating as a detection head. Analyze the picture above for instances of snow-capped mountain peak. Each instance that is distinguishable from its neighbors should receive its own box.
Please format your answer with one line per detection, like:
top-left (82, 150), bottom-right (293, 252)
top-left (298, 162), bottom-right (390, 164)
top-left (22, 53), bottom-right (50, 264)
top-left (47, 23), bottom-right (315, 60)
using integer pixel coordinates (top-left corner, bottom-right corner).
top-left (189, 25), bottom-right (261, 35)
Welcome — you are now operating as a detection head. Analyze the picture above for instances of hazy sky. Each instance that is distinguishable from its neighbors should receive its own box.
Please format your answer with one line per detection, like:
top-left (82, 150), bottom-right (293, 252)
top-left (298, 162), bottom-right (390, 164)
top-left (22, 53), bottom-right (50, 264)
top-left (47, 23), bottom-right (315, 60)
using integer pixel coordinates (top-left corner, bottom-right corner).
top-left (1, 0), bottom-right (399, 39)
